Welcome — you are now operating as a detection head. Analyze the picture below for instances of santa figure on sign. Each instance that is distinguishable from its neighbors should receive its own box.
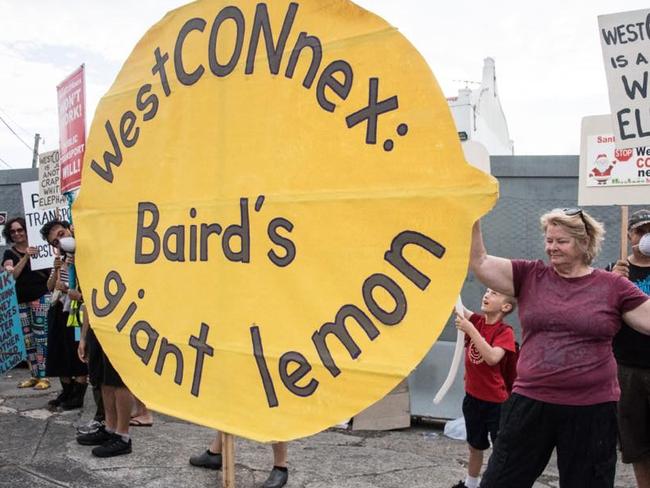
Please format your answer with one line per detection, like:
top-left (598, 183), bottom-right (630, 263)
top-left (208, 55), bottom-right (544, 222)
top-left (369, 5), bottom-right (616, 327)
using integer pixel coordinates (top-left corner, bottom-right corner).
top-left (590, 153), bottom-right (616, 185)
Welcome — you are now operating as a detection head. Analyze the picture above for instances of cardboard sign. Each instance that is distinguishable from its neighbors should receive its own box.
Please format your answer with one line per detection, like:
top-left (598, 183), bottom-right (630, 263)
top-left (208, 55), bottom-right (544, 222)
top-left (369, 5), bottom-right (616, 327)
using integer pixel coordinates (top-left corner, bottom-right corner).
top-left (0, 272), bottom-right (26, 374)
top-left (74, 0), bottom-right (497, 442)
top-left (20, 180), bottom-right (70, 270)
top-left (599, 9), bottom-right (650, 150)
top-left (38, 150), bottom-right (68, 210)
top-left (57, 65), bottom-right (86, 193)
top-left (579, 115), bottom-right (650, 205)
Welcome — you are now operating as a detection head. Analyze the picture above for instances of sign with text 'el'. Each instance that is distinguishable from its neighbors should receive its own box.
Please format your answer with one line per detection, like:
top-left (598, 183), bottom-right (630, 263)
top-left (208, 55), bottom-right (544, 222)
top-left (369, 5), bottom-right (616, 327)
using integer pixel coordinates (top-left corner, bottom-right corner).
top-left (74, 0), bottom-right (497, 442)
top-left (599, 9), bottom-right (650, 150)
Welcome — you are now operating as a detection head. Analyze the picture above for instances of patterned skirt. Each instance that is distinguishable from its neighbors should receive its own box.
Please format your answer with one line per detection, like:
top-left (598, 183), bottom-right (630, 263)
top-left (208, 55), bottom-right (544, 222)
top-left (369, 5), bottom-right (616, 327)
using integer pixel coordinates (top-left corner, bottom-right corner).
top-left (19, 294), bottom-right (51, 379)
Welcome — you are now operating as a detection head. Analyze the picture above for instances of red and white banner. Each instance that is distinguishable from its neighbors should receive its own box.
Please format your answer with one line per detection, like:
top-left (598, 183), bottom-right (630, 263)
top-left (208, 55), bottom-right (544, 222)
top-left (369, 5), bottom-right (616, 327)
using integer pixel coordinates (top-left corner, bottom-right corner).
top-left (57, 65), bottom-right (86, 193)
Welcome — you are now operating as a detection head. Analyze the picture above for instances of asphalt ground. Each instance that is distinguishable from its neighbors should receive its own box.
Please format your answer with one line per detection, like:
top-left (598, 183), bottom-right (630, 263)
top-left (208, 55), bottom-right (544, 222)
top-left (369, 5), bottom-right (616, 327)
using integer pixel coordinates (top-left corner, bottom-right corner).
top-left (0, 367), bottom-right (636, 488)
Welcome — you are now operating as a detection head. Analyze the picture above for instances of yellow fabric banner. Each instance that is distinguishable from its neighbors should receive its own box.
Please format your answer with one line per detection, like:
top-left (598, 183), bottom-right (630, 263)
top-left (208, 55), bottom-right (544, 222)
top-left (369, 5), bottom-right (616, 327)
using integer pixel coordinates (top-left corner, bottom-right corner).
top-left (74, 0), bottom-right (497, 442)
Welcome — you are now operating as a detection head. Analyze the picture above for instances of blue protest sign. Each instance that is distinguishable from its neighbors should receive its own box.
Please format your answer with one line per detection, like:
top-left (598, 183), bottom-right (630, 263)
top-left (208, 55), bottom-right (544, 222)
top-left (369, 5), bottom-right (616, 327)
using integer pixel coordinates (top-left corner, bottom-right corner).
top-left (0, 271), bottom-right (27, 374)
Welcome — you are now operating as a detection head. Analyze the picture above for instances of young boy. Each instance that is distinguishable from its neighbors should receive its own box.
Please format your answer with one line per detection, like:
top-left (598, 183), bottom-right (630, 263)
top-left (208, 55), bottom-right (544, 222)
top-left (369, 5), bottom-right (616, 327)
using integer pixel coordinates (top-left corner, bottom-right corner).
top-left (452, 288), bottom-right (516, 488)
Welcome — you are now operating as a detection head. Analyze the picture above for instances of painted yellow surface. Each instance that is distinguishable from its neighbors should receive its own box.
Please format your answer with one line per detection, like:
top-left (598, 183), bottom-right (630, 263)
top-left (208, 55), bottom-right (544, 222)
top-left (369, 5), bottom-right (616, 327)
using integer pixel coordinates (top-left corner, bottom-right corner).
top-left (74, 0), bottom-right (497, 442)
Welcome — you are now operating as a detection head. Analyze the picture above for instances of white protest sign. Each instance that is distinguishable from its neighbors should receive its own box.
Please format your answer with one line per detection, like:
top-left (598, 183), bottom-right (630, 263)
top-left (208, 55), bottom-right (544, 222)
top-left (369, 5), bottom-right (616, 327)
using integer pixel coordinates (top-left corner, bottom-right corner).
top-left (38, 150), bottom-right (67, 210)
top-left (20, 181), bottom-right (70, 270)
top-left (599, 9), bottom-right (650, 150)
top-left (579, 115), bottom-right (650, 206)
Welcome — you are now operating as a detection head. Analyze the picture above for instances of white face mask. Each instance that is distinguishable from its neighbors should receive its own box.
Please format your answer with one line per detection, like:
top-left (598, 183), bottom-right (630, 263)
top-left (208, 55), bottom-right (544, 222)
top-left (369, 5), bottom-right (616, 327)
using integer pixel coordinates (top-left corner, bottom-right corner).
top-left (637, 233), bottom-right (650, 257)
top-left (58, 236), bottom-right (76, 254)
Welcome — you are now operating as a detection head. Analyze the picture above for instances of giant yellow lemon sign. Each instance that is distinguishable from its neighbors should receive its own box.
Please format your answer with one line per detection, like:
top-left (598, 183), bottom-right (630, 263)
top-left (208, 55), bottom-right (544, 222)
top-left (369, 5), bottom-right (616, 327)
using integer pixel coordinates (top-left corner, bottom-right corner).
top-left (74, 0), bottom-right (497, 442)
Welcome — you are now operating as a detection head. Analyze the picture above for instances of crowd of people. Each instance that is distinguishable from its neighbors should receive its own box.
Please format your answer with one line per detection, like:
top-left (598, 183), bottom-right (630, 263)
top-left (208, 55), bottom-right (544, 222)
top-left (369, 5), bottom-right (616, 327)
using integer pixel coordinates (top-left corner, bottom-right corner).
top-left (2, 208), bottom-right (650, 488)
top-left (2, 218), bottom-right (288, 488)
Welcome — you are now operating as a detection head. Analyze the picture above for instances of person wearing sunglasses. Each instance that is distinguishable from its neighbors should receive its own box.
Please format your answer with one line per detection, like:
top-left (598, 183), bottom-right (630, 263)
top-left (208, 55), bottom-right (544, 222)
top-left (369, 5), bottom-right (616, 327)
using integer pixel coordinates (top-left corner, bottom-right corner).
top-left (609, 209), bottom-right (650, 488)
top-left (1, 217), bottom-right (52, 390)
top-left (467, 208), bottom-right (650, 488)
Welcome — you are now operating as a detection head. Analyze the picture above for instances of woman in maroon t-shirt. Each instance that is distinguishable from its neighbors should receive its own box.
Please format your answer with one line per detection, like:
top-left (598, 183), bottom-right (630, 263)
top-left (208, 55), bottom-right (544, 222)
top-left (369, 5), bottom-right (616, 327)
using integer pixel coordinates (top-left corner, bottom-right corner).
top-left (469, 208), bottom-right (650, 488)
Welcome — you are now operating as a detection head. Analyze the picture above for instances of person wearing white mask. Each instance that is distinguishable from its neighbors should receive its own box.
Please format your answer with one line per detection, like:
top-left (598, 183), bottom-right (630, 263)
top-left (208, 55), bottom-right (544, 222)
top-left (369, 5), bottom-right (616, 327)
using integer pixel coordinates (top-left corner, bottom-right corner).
top-left (610, 209), bottom-right (650, 488)
top-left (41, 219), bottom-right (134, 458)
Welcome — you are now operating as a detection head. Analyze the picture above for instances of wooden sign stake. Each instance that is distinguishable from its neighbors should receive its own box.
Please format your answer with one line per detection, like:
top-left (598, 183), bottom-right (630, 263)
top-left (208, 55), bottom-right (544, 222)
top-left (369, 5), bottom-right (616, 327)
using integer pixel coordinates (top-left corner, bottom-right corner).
top-left (222, 433), bottom-right (235, 488)
top-left (621, 205), bottom-right (629, 261)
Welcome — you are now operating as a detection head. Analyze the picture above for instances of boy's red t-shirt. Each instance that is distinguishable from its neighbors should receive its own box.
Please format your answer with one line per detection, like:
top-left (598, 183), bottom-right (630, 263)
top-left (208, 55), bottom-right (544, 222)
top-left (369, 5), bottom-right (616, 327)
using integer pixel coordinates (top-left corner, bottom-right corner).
top-left (464, 313), bottom-right (516, 403)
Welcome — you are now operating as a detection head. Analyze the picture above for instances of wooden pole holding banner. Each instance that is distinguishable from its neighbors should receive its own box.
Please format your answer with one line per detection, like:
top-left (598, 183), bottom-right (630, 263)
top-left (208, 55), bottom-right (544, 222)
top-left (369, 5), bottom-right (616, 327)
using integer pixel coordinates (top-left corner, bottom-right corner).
top-left (621, 205), bottom-right (629, 261)
top-left (221, 433), bottom-right (235, 488)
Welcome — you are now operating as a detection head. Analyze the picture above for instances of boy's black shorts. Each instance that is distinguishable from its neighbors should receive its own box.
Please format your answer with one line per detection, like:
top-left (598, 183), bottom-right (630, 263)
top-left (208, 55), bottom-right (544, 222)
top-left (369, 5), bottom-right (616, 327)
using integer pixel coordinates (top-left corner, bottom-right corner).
top-left (462, 393), bottom-right (502, 450)
top-left (86, 327), bottom-right (125, 388)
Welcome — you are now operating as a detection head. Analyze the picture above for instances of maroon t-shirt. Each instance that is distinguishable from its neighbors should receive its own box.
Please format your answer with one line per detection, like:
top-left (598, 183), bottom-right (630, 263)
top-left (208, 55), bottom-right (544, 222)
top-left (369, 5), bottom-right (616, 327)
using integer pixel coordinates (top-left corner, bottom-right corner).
top-left (464, 313), bottom-right (516, 403)
top-left (511, 259), bottom-right (649, 405)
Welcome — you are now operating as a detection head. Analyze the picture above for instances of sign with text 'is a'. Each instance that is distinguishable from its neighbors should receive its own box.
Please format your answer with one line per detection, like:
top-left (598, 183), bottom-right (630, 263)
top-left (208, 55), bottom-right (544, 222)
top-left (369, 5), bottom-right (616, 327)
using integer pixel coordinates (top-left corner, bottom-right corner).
top-left (74, 0), bottom-right (497, 442)
top-left (599, 9), bottom-right (650, 150)
top-left (38, 150), bottom-right (68, 210)
top-left (57, 65), bottom-right (86, 193)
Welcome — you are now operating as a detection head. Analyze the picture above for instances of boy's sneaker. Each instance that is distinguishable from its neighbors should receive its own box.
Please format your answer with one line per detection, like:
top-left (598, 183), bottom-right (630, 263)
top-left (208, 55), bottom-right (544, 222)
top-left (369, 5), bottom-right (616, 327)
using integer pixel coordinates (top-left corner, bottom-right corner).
top-left (91, 435), bottom-right (132, 458)
top-left (189, 450), bottom-right (222, 470)
top-left (76, 426), bottom-right (111, 446)
top-left (451, 482), bottom-right (468, 488)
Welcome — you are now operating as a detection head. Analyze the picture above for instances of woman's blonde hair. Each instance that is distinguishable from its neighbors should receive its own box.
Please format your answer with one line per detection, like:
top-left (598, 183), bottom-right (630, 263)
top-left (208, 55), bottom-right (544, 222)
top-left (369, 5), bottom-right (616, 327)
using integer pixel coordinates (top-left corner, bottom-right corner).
top-left (540, 208), bottom-right (605, 264)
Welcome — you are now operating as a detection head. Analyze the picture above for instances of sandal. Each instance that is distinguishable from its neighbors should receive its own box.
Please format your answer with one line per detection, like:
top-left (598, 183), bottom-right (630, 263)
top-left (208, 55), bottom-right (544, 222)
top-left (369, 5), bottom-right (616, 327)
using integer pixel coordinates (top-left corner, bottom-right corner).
top-left (33, 379), bottom-right (51, 390)
top-left (18, 378), bottom-right (38, 388)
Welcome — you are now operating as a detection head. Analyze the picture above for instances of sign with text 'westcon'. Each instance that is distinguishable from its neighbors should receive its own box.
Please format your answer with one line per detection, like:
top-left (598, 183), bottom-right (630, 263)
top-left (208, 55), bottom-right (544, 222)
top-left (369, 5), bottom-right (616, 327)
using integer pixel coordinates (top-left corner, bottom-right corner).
top-left (20, 180), bottom-right (70, 271)
top-left (74, 0), bottom-right (497, 442)
top-left (599, 9), bottom-right (650, 150)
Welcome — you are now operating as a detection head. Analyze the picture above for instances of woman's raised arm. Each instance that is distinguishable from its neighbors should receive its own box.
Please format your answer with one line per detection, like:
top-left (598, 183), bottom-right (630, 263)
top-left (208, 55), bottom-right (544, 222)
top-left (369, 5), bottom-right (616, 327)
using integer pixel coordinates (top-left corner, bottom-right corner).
top-left (469, 220), bottom-right (515, 296)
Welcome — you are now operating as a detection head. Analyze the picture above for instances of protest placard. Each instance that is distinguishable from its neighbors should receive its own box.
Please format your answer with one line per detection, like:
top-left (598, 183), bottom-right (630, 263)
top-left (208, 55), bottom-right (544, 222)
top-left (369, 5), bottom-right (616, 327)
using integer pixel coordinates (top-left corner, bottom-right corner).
top-left (0, 271), bottom-right (26, 374)
top-left (20, 180), bottom-right (70, 270)
top-left (57, 65), bottom-right (86, 193)
top-left (599, 9), bottom-right (650, 150)
top-left (579, 115), bottom-right (649, 205)
top-left (38, 150), bottom-right (68, 210)
top-left (74, 0), bottom-right (497, 442)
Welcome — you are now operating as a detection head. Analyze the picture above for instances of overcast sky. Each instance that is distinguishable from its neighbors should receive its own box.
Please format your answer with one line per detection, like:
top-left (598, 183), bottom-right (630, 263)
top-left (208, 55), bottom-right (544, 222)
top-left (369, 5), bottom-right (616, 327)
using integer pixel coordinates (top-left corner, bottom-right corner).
top-left (0, 0), bottom-right (646, 168)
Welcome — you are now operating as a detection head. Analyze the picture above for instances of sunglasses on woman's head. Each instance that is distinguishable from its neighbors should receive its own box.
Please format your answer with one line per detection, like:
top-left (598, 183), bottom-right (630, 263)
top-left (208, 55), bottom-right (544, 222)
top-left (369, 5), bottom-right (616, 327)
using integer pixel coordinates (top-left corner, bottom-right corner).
top-left (561, 207), bottom-right (589, 236)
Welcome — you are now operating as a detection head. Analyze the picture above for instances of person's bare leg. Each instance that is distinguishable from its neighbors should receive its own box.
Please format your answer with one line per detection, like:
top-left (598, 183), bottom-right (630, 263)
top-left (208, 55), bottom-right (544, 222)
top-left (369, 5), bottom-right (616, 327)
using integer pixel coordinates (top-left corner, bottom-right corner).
top-left (263, 442), bottom-right (288, 488)
top-left (189, 432), bottom-right (222, 469)
top-left (114, 387), bottom-right (133, 437)
top-left (102, 385), bottom-right (117, 431)
top-left (272, 442), bottom-right (287, 467)
top-left (130, 396), bottom-right (153, 425)
top-left (633, 458), bottom-right (650, 488)
top-left (468, 445), bottom-right (484, 478)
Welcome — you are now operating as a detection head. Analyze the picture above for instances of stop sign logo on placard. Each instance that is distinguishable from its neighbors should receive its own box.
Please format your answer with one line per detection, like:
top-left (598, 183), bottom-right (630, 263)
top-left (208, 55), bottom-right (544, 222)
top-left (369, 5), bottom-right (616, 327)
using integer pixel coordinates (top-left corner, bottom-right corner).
top-left (615, 148), bottom-right (633, 162)
top-left (74, 0), bottom-right (497, 442)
